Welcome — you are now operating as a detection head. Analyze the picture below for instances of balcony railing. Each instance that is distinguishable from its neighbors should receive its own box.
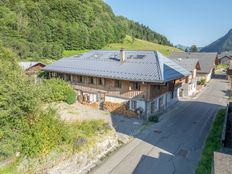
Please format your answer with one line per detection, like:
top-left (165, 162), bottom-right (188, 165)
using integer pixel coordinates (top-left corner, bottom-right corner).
top-left (71, 82), bottom-right (144, 99)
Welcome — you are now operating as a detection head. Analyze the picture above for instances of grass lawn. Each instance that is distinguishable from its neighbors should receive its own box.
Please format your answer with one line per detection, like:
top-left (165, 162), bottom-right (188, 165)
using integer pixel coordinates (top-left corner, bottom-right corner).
top-left (0, 160), bottom-right (18, 174)
top-left (63, 50), bottom-right (89, 57)
top-left (104, 35), bottom-right (180, 56)
top-left (196, 109), bottom-right (226, 174)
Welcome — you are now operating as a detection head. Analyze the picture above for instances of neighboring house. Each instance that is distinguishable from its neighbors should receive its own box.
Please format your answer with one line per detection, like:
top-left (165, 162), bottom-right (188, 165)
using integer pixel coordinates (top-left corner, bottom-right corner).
top-left (172, 58), bottom-right (200, 97)
top-left (19, 61), bottom-right (45, 75)
top-left (218, 51), bottom-right (232, 65)
top-left (43, 50), bottom-right (189, 119)
top-left (169, 52), bottom-right (218, 83)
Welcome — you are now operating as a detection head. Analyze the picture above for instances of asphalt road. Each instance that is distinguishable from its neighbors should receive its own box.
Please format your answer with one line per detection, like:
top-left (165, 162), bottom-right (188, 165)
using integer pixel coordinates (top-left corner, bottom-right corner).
top-left (91, 77), bottom-right (228, 174)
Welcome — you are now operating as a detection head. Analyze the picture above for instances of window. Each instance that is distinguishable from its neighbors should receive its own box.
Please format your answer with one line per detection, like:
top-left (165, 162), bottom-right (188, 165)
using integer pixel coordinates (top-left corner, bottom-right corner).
top-left (65, 74), bottom-right (71, 81)
top-left (130, 100), bottom-right (137, 110)
top-left (73, 75), bottom-right (78, 82)
top-left (132, 82), bottom-right (140, 90)
top-left (78, 76), bottom-right (83, 83)
top-left (57, 73), bottom-right (64, 80)
top-left (89, 77), bottom-right (94, 84)
top-left (51, 72), bottom-right (57, 78)
top-left (114, 80), bottom-right (122, 88)
top-left (98, 78), bottom-right (104, 85)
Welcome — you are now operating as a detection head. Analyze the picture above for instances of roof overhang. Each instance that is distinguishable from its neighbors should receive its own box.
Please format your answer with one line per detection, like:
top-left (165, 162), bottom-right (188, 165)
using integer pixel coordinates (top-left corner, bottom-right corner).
top-left (43, 68), bottom-right (187, 84)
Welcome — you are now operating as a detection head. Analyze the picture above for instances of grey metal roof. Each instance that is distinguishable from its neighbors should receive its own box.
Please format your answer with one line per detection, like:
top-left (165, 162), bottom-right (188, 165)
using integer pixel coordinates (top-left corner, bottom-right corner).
top-left (43, 50), bottom-right (190, 83)
top-left (171, 58), bottom-right (199, 72)
top-left (18, 61), bottom-right (44, 70)
top-left (169, 52), bottom-right (217, 73)
top-left (219, 51), bottom-right (232, 59)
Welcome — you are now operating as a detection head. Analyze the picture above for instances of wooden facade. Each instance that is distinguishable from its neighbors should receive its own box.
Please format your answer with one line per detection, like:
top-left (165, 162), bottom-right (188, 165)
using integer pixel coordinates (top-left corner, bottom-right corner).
top-left (49, 72), bottom-right (179, 102)
top-left (48, 71), bottom-right (184, 119)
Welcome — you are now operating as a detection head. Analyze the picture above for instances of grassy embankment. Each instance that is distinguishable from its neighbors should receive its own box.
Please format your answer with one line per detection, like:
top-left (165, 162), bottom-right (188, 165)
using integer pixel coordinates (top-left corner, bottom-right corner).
top-left (196, 109), bottom-right (226, 174)
top-left (104, 35), bottom-right (180, 56)
top-left (63, 36), bottom-right (180, 58)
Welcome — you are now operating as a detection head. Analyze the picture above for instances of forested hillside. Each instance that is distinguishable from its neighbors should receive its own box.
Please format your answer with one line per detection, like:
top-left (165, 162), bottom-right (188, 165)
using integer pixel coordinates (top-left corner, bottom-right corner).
top-left (0, 0), bottom-right (172, 59)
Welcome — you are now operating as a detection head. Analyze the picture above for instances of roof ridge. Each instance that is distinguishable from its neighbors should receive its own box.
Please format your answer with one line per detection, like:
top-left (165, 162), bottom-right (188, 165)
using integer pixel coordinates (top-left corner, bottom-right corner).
top-left (154, 51), bottom-right (163, 81)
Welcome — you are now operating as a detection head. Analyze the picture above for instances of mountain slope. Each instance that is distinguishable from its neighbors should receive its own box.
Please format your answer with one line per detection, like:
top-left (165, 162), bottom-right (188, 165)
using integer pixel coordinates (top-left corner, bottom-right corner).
top-left (104, 35), bottom-right (180, 56)
top-left (0, 0), bottom-right (172, 59)
top-left (201, 29), bottom-right (232, 53)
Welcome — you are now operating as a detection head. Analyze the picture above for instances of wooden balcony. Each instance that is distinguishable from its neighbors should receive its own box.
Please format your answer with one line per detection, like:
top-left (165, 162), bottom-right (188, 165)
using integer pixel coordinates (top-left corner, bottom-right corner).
top-left (106, 90), bottom-right (144, 99)
top-left (71, 82), bottom-right (145, 100)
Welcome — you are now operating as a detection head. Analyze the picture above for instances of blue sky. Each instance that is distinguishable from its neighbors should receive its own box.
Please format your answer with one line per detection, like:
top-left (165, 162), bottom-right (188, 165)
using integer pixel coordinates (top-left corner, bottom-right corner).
top-left (105, 0), bottom-right (232, 47)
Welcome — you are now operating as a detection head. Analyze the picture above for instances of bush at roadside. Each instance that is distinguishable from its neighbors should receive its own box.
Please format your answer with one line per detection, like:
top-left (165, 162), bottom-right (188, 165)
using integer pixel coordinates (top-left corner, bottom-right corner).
top-left (200, 79), bottom-right (206, 86)
top-left (196, 109), bottom-right (226, 174)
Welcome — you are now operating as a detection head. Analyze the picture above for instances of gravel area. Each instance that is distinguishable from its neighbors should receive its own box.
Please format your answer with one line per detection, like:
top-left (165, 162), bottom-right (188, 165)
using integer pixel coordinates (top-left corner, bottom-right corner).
top-left (55, 102), bottom-right (145, 136)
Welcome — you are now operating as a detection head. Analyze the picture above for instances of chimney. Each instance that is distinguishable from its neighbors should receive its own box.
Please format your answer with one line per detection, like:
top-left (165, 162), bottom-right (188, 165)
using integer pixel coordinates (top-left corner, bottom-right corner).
top-left (120, 48), bottom-right (125, 62)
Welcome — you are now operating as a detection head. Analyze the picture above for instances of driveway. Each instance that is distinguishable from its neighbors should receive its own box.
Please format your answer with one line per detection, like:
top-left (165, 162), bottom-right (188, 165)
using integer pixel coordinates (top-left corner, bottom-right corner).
top-left (90, 77), bottom-right (228, 174)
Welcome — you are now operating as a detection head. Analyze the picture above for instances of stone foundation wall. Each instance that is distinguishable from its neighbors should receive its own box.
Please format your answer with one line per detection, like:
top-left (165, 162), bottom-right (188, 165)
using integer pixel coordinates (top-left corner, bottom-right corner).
top-left (18, 131), bottom-right (118, 174)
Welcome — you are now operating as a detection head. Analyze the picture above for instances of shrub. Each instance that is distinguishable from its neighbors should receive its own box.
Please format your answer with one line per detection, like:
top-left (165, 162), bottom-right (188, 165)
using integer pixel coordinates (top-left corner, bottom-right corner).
top-left (39, 78), bottom-right (76, 104)
top-left (149, 115), bottom-right (159, 123)
top-left (64, 89), bottom-right (76, 104)
top-left (64, 120), bottom-right (111, 151)
top-left (20, 109), bottom-right (67, 157)
top-left (200, 79), bottom-right (206, 86)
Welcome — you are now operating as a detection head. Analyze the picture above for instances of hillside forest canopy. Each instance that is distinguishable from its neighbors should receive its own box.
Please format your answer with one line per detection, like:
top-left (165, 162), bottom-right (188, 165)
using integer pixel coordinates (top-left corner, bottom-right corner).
top-left (0, 0), bottom-right (172, 59)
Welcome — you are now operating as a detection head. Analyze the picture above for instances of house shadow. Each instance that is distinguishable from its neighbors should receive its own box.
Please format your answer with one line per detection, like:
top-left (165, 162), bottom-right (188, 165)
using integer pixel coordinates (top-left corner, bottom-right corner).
top-left (104, 99), bottom-right (225, 174)
top-left (221, 90), bottom-right (230, 97)
top-left (132, 154), bottom-right (174, 174)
